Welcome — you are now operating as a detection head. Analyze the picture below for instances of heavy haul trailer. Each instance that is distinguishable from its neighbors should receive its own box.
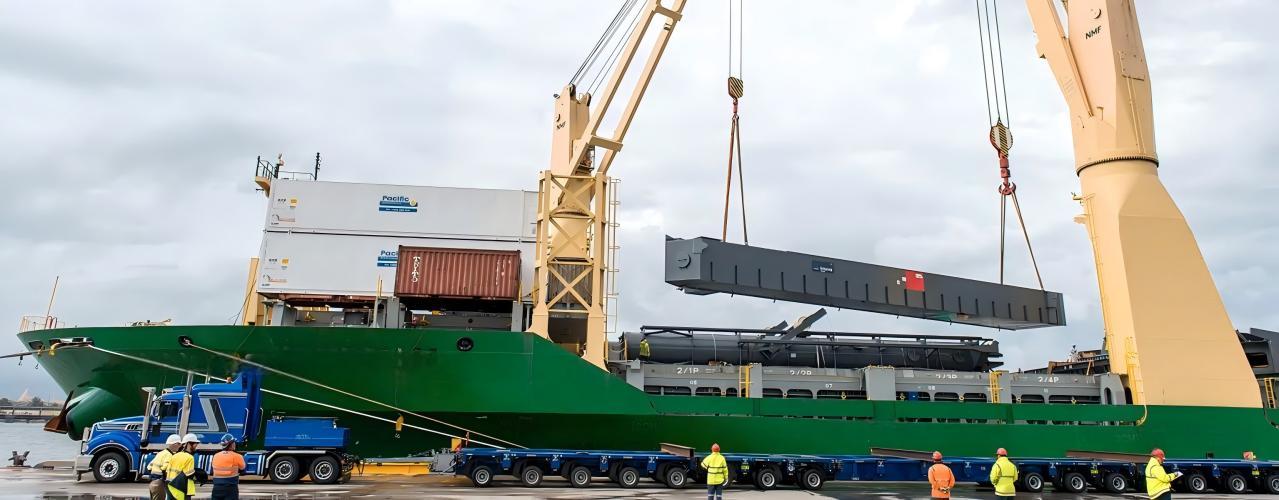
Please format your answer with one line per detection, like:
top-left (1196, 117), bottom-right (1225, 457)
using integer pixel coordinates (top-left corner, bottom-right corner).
top-left (452, 447), bottom-right (1279, 494)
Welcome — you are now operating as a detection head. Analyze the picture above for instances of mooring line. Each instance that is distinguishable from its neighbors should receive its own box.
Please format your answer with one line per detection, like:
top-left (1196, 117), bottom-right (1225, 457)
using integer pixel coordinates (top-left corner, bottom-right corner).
top-left (177, 338), bottom-right (524, 449)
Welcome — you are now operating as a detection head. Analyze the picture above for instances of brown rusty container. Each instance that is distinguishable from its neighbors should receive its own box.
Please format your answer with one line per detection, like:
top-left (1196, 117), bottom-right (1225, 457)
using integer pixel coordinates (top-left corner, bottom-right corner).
top-left (395, 246), bottom-right (520, 300)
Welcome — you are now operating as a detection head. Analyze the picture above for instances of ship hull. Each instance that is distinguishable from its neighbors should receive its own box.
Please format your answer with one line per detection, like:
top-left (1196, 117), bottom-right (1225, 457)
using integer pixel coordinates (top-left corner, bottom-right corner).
top-left (18, 326), bottom-right (1279, 458)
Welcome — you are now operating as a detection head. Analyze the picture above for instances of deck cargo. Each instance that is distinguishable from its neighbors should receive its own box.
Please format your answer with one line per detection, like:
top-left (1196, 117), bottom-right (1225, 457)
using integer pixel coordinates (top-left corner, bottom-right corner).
top-left (666, 237), bottom-right (1064, 330)
top-left (395, 247), bottom-right (521, 300)
top-left (264, 179), bottom-right (537, 241)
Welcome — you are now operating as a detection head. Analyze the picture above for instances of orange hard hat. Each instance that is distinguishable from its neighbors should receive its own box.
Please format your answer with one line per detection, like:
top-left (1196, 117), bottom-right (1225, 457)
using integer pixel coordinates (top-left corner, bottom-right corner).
top-left (932, 451), bottom-right (943, 461)
top-left (996, 448), bottom-right (1007, 456)
top-left (1151, 448), bottom-right (1165, 459)
top-left (711, 443), bottom-right (720, 452)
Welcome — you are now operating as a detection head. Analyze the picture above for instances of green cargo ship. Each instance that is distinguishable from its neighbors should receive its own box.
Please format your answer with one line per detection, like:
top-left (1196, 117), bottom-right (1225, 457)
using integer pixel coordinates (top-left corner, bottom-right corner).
top-left (14, 0), bottom-right (1279, 467)
top-left (18, 325), bottom-right (1279, 459)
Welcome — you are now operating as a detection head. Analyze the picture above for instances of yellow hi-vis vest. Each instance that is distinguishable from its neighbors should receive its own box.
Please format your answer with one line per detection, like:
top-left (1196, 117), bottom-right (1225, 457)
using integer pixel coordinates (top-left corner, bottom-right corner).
top-left (989, 456), bottom-right (1018, 496)
top-left (700, 452), bottom-right (728, 485)
top-left (147, 449), bottom-right (173, 477)
top-left (165, 451), bottom-right (197, 500)
top-left (1145, 457), bottom-right (1176, 498)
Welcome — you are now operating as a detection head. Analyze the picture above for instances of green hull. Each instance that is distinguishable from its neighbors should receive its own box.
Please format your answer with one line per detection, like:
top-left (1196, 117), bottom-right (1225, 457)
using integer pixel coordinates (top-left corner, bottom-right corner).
top-left (18, 326), bottom-right (1279, 458)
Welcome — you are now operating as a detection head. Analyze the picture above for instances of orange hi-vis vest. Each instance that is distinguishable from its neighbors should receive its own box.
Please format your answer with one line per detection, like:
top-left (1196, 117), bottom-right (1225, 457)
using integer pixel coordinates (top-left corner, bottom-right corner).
top-left (211, 450), bottom-right (246, 484)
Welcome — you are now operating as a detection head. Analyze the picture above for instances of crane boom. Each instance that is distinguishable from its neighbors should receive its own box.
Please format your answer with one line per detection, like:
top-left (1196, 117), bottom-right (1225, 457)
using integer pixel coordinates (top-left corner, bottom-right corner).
top-left (531, 0), bottom-right (687, 367)
top-left (1027, 0), bottom-right (1260, 407)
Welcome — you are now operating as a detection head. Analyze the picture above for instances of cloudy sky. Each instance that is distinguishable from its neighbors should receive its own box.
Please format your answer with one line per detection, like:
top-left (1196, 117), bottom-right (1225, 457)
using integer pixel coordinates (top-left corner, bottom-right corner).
top-left (2, 1), bottom-right (1276, 399)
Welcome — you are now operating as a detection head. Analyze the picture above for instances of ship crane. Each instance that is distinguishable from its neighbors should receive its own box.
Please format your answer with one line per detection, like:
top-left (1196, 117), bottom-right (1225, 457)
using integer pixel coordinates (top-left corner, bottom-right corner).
top-left (533, 0), bottom-right (1263, 408)
top-left (528, 0), bottom-right (687, 367)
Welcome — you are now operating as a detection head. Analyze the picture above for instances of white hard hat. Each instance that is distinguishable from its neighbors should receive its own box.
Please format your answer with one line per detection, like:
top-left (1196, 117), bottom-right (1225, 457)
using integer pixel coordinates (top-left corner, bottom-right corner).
top-left (182, 433), bottom-right (201, 444)
top-left (165, 434), bottom-right (182, 445)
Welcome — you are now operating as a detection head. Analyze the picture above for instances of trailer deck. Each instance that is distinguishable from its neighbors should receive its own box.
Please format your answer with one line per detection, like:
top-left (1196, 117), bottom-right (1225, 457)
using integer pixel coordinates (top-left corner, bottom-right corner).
top-left (451, 447), bottom-right (1279, 495)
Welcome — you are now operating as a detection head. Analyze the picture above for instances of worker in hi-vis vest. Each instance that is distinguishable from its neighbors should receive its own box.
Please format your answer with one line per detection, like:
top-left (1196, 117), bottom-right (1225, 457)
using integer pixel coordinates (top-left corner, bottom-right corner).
top-left (165, 434), bottom-right (201, 500)
top-left (988, 448), bottom-right (1018, 497)
top-left (210, 433), bottom-right (246, 500)
top-left (146, 434), bottom-right (182, 500)
top-left (927, 451), bottom-right (955, 499)
top-left (1145, 448), bottom-right (1182, 500)
top-left (700, 443), bottom-right (728, 500)
top-left (638, 337), bottom-right (651, 361)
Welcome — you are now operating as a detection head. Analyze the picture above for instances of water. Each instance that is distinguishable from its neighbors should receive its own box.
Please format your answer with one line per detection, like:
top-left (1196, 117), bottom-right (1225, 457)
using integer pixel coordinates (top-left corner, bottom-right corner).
top-left (0, 423), bottom-right (80, 466)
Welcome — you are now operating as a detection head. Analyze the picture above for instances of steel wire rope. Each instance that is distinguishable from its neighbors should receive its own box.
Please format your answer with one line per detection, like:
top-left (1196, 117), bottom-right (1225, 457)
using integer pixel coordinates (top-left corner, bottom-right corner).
top-left (177, 339), bottom-right (524, 449)
top-left (587, 0), bottom-right (646, 97)
top-left (81, 344), bottom-right (513, 448)
top-left (991, 0), bottom-right (1012, 127)
top-left (572, 0), bottom-right (641, 87)
top-left (975, 0), bottom-right (1042, 290)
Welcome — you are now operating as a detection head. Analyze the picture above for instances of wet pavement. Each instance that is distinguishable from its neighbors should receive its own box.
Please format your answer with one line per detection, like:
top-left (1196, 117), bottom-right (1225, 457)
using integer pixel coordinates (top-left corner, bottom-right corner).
top-left (0, 466), bottom-right (1262, 499)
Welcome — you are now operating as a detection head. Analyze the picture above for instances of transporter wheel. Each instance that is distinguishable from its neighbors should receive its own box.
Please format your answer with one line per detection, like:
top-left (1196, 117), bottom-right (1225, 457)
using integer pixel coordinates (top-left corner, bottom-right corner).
top-left (1018, 471), bottom-right (1045, 493)
top-left (1058, 471), bottom-right (1087, 493)
top-left (616, 466), bottom-right (641, 488)
top-left (91, 451), bottom-right (128, 483)
top-left (1101, 472), bottom-right (1128, 493)
top-left (468, 464), bottom-right (495, 487)
top-left (519, 464), bottom-right (544, 487)
top-left (798, 468), bottom-right (825, 491)
top-left (269, 456), bottom-right (302, 484)
top-left (753, 466), bottom-right (780, 490)
top-left (567, 464), bottom-right (592, 488)
top-left (1262, 473), bottom-right (1279, 494)
top-left (1182, 472), bottom-right (1209, 494)
top-left (309, 455), bottom-right (340, 484)
top-left (1218, 472), bottom-right (1248, 494)
top-left (663, 466), bottom-right (689, 489)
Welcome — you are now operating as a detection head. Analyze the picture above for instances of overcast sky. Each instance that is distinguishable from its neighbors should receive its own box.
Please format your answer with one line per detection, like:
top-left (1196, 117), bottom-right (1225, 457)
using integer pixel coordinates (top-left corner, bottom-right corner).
top-left (2, 1), bottom-right (1276, 399)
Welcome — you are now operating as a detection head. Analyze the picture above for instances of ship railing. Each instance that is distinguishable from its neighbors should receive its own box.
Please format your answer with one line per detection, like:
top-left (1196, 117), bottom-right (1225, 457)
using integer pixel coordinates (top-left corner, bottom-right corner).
top-left (18, 315), bottom-right (63, 333)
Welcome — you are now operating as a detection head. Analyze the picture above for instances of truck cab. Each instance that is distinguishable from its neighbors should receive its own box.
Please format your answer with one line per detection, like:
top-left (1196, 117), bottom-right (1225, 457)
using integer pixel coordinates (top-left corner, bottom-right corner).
top-left (76, 370), bottom-right (352, 484)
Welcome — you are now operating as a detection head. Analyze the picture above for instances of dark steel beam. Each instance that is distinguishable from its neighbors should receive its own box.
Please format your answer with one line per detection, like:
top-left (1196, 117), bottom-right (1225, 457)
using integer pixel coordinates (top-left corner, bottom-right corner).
top-left (665, 237), bottom-right (1065, 330)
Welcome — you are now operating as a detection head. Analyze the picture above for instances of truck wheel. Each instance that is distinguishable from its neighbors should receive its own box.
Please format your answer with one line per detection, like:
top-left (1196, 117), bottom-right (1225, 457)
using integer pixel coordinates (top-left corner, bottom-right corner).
top-left (1019, 471), bottom-right (1045, 493)
top-left (309, 455), bottom-right (340, 484)
top-left (567, 464), bottom-right (592, 487)
top-left (1262, 473), bottom-right (1279, 494)
top-left (269, 456), bottom-right (302, 484)
top-left (1101, 472), bottom-right (1128, 493)
top-left (753, 467), bottom-right (779, 490)
top-left (469, 464), bottom-right (495, 487)
top-left (91, 451), bottom-right (128, 483)
top-left (663, 466), bottom-right (689, 489)
top-left (519, 464), bottom-right (544, 487)
top-left (1182, 472), bottom-right (1209, 493)
top-left (1058, 471), bottom-right (1087, 493)
top-left (616, 466), bottom-right (641, 488)
top-left (1218, 472), bottom-right (1248, 494)
top-left (798, 468), bottom-right (824, 491)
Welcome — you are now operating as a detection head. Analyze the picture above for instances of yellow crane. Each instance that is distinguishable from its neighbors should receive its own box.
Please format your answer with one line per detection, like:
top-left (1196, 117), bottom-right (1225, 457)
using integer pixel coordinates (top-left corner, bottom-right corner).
top-left (528, 0), bottom-right (687, 367)
top-left (531, 0), bottom-right (1263, 409)
top-left (1027, 0), bottom-right (1259, 407)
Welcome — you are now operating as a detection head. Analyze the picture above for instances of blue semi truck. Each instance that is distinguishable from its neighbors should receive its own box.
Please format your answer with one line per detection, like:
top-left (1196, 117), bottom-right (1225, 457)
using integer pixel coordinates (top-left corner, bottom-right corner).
top-left (74, 370), bottom-right (354, 484)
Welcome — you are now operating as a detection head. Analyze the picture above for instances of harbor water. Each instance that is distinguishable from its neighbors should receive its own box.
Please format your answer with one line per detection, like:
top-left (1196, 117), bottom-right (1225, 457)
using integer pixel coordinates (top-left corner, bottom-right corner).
top-left (0, 423), bottom-right (79, 466)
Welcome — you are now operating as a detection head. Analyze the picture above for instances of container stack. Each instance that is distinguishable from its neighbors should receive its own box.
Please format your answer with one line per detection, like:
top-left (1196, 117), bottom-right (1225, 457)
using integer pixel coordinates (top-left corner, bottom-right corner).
top-left (254, 179), bottom-right (537, 329)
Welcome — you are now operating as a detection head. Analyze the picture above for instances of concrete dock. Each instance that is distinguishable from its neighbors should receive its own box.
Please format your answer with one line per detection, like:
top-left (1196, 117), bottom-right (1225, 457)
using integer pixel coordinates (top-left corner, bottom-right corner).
top-left (0, 466), bottom-right (1260, 499)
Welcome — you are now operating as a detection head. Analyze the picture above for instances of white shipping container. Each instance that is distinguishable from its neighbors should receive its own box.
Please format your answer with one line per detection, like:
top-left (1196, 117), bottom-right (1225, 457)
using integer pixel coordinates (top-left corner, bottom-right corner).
top-left (255, 231), bottom-right (535, 298)
top-left (265, 180), bottom-right (537, 241)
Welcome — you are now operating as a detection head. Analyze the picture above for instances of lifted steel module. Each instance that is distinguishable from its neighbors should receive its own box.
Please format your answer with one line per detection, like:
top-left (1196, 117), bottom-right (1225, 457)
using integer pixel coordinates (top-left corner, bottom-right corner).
top-left (665, 237), bottom-right (1064, 330)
